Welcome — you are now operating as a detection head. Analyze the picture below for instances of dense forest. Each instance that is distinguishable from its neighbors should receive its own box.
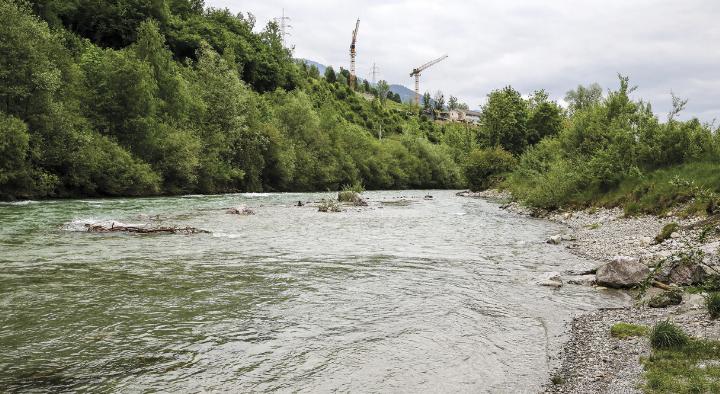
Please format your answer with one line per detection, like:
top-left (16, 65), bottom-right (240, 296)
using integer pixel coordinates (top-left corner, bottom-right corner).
top-left (0, 0), bottom-right (476, 199)
top-left (1, 0), bottom-right (718, 214)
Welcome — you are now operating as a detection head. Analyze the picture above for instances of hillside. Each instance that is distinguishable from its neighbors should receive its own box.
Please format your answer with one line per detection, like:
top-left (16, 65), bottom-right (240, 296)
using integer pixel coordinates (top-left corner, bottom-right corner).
top-left (0, 1), bottom-right (478, 199)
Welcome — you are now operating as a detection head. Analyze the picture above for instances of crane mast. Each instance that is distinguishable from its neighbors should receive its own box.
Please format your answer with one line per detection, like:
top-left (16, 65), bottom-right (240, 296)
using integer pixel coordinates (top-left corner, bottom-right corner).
top-left (349, 19), bottom-right (360, 90)
top-left (409, 54), bottom-right (448, 105)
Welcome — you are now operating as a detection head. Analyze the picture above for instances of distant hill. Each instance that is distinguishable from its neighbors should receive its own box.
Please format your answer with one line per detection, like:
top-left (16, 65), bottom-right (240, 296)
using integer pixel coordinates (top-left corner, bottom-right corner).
top-left (389, 84), bottom-right (417, 104)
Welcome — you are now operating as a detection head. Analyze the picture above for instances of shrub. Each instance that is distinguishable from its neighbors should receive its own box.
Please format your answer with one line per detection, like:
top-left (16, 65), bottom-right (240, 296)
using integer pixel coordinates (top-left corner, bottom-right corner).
top-left (610, 322), bottom-right (649, 339)
top-left (464, 147), bottom-right (517, 191)
top-left (650, 321), bottom-right (688, 349)
top-left (655, 222), bottom-right (679, 244)
top-left (338, 182), bottom-right (364, 203)
top-left (706, 292), bottom-right (720, 319)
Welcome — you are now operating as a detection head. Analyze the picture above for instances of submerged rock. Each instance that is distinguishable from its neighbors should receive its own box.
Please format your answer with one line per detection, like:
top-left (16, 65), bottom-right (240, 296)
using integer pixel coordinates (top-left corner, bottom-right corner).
top-left (537, 272), bottom-right (563, 288)
top-left (596, 258), bottom-right (649, 288)
top-left (566, 274), bottom-right (597, 286)
top-left (227, 206), bottom-right (255, 215)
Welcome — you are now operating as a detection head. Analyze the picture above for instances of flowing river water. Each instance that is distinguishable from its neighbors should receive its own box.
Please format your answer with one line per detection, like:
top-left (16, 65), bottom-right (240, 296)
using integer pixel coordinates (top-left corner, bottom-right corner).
top-left (0, 190), bottom-right (629, 393)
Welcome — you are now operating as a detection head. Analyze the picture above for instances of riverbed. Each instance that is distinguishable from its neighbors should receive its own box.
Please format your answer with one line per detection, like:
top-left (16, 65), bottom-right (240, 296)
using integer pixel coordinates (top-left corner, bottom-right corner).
top-left (0, 190), bottom-right (629, 392)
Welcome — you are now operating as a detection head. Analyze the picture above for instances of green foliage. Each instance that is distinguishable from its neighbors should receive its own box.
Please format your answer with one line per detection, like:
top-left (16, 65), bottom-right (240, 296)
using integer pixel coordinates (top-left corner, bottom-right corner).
top-left (706, 292), bottom-right (720, 319)
top-left (504, 75), bottom-right (720, 212)
top-left (655, 222), bottom-right (680, 244)
top-left (464, 147), bottom-right (516, 191)
top-left (565, 83), bottom-right (603, 114)
top-left (650, 321), bottom-right (689, 350)
top-left (0, 0), bottom-right (471, 200)
top-left (610, 322), bottom-right (649, 339)
top-left (481, 86), bottom-right (528, 155)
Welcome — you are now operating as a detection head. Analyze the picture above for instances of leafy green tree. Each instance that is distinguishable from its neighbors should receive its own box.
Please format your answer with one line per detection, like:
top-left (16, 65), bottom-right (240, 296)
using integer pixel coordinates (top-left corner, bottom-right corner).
top-left (376, 80), bottom-right (390, 105)
top-left (481, 86), bottom-right (529, 154)
top-left (527, 101), bottom-right (563, 146)
top-left (464, 147), bottom-right (516, 191)
top-left (324, 66), bottom-right (337, 83)
top-left (422, 92), bottom-right (432, 111)
top-left (448, 95), bottom-right (459, 110)
top-left (565, 83), bottom-right (603, 114)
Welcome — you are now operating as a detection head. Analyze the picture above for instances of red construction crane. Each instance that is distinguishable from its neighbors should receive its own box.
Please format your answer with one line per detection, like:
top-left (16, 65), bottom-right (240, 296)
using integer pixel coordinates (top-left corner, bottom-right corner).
top-left (349, 19), bottom-right (360, 90)
top-left (410, 55), bottom-right (448, 105)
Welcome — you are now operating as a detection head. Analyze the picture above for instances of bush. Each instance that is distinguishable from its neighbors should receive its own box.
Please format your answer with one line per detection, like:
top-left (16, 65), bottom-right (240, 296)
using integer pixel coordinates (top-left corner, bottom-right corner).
top-left (706, 292), bottom-right (720, 319)
top-left (610, 322), bottom-right (649, 339)
top-left (464, 147), bottom-right (516, 191)
top-left (650, 321), bottom-right (688, 349)
top-left (655, 222), bottom-right (680, 244)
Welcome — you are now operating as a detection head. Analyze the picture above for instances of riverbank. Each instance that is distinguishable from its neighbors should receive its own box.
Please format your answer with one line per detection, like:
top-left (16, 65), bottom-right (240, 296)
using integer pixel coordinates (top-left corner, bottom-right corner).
top-left (459, 190), bottom-right (720, 393)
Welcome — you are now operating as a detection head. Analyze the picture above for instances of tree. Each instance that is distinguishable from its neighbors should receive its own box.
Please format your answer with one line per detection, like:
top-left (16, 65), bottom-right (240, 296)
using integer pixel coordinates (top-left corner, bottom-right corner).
top-left (376, 80), bottom-right (390, 105)
top-left (527, 101), bottom-right (563, 146)
top-left (434, 90), bottom-right (445, 111)
top-left (565, 83), bottom-right (602, 114)
top-left (481, 86), bottom-right (529, 155)
top-left (324, 66), bottom-right (337, 83)
top-left (448, 95), bottom-right (459, 110)
top-left (422, 92), bottom-right (432, 111)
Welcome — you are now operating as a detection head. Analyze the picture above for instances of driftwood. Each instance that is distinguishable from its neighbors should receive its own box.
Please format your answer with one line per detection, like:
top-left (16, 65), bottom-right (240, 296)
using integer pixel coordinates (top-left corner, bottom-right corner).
top-left (85, 223), bottom-right (209, 234)
top-left (651, 280), bottom-right (673, 291)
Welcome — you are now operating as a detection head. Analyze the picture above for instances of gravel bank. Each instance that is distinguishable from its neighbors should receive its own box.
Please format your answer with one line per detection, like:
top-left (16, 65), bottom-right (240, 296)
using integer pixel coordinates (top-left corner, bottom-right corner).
top-left (457, 190), bottom-right (720, 392)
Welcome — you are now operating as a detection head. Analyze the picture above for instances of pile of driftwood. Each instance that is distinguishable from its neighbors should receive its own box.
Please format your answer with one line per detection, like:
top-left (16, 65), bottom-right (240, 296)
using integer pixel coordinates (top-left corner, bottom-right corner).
top-left (84, 222), bottom-right (209, 234)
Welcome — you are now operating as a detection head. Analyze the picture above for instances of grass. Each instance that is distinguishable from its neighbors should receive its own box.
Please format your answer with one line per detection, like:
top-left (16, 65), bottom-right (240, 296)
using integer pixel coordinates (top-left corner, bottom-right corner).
top-left (650, 321), bottom-right (689, 350)
top-left (655, 222), bottom-right (679, 244)
top-left (643, 339), bottom-right (720, 393)
top-left (611, 322), bottom-right (649, 339)
top-left (337, 182), bottom-right (364, 203)
top-left (707, 292), bottom-right (720, 319)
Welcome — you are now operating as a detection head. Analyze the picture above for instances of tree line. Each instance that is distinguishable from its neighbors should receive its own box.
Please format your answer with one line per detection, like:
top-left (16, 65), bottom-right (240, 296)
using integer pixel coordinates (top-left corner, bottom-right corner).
top-left (2, 0), bottom-right (716, 214)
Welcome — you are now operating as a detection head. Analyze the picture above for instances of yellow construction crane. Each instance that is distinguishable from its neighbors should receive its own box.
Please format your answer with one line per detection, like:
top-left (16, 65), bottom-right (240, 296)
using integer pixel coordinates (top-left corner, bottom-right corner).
top-left (349, 19), bottom-right (360, 90)
top-left (410, 55), bottom-right (448, 105)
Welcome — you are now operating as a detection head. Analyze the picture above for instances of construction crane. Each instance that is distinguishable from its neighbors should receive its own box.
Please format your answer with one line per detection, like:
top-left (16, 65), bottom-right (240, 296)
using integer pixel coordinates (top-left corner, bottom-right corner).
top-left (349, 18), bottom-right (360, 90)
top-left (410, 55), bottom-right (448, 105)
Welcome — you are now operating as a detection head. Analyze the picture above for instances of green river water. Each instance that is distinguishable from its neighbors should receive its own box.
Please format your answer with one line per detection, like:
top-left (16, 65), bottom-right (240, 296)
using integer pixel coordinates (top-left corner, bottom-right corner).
top-left (0, 190), bottom-right (628, 392)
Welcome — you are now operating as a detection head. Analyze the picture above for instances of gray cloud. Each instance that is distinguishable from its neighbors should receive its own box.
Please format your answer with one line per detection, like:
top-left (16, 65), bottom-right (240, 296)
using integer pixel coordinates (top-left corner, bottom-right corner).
top-left (207, 0), bottom-right (720, 122)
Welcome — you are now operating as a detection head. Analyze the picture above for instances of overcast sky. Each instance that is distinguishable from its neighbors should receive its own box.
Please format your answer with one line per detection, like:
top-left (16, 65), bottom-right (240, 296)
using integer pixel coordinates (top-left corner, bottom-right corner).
top-left (207, 0), bottom-right (720, 122)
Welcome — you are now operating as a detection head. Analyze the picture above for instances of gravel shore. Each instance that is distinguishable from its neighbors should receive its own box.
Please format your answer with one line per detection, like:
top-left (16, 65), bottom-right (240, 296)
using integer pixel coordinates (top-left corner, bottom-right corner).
top-left (458, 190), bottom-right (720, 393)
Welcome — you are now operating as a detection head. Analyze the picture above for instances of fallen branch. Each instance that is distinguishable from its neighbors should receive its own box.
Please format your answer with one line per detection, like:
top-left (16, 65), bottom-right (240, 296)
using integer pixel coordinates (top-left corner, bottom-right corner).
top-left (85, 223), bottom-right (209, 234)
top-left (651, 280), bottom-right (673, 291)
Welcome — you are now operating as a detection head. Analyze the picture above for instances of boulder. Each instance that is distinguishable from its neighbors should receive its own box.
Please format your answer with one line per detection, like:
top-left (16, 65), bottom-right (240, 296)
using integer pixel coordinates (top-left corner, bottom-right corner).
top-left (657, 262), bottom-right (719, 286)
top-left (561, 234), bottom-right (576, 241)
top-left (596, 258), bottom-right (649, 288)
top-left (648, 290), bottom-right (683, 308)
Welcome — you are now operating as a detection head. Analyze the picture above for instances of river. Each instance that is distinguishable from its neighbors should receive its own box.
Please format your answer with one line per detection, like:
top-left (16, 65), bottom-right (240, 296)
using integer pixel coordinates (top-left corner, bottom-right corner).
top-left (0, 190), bottom-right (628, 392)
